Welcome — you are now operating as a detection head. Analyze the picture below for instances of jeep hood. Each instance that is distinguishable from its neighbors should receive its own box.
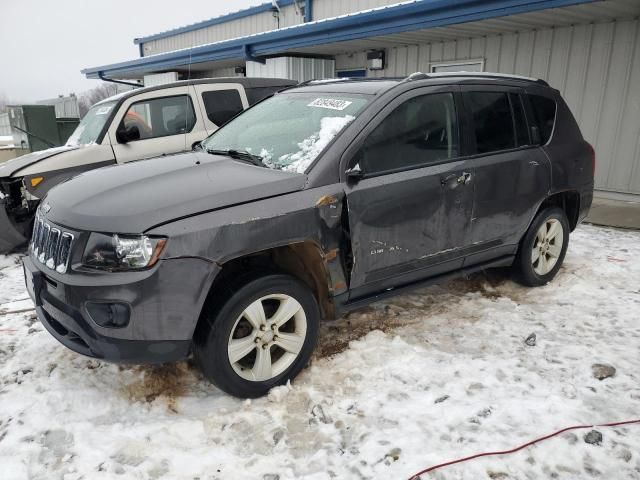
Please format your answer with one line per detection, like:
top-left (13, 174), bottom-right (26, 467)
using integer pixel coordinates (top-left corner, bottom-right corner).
top-left (0, 145), bottom-right (79, 177)
top-left (44, 151), bottom-right (307, 233)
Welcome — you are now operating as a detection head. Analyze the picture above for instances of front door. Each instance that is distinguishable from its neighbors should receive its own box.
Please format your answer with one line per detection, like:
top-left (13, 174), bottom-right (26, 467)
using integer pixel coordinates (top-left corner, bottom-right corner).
top-left (344, 87), bottom-right (474, 299)
top-left (109, 86), bottom-right (205, 163)
top-left (460, 87), bottom-right (551, 259)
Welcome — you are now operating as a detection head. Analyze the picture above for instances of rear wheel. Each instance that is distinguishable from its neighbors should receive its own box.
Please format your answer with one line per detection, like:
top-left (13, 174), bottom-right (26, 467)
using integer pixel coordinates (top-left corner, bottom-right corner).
top-left (514, 207), bottom-right (570, 287)
top-left (194, 273), bottom-right (320, 398)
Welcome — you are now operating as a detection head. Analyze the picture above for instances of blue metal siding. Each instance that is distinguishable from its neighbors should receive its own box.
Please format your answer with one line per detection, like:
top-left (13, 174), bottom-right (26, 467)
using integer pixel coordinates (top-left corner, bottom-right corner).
top-left (83, 0), bottom-right (597, 79)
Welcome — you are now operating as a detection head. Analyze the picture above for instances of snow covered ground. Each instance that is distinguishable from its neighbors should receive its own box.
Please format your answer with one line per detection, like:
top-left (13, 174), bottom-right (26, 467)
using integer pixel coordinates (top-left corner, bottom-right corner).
top-left (1, 224), bottom-right (639, 480)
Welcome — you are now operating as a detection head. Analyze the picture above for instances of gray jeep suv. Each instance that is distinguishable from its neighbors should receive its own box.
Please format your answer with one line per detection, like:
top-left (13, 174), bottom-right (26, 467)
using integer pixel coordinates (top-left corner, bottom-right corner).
top-left (23, 73), bottom-right (594, 398)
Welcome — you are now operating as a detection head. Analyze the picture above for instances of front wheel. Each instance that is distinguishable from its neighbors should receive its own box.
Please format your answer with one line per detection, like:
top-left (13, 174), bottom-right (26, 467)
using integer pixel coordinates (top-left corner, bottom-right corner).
top-left (513, 207), bottom-right (570, 287)
top-left (194, 274), bottom-right (320, 398)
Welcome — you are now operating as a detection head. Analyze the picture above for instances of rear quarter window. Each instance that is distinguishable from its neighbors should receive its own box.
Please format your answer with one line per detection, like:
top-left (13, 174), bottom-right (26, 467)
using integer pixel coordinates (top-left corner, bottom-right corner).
top-left (201, 89), bottom-right (244, 126)
top-left (529, 94), bottom-right (557, 144)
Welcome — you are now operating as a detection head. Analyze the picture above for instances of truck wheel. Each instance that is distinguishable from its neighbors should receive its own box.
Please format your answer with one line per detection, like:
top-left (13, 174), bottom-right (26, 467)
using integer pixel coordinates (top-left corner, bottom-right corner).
top-left (514, 207), bottom-right (570, 287)
top-left (194, 274), bottom-right (320, 398)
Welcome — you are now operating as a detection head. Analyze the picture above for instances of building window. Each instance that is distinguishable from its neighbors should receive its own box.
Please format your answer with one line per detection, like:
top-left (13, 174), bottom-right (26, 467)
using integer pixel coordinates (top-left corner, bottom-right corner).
top-left (430, 60), bottom-right (484, 73)
top-left (201, 89), bottom-right (244, 126)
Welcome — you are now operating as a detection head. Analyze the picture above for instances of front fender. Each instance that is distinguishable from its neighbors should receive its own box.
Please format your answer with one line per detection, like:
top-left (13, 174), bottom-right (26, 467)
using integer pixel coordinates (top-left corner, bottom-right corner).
top-left (148, 185), bottom-right (348, 295)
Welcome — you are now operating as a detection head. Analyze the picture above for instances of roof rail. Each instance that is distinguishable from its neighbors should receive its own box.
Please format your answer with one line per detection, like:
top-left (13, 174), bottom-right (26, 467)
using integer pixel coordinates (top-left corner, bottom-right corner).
top-left (404, 71), bottom-right (549, 86)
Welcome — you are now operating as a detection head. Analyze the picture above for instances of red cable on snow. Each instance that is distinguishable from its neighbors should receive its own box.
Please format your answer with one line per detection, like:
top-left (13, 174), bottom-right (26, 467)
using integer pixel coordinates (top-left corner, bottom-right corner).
top-left (408, 419), bottom-right (640, 479)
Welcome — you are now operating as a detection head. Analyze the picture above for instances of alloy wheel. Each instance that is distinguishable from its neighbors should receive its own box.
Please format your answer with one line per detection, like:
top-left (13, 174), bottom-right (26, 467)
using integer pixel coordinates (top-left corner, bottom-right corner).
top-left (532, 218), bottom-right (564, 275)
top-left (227, 294), bottom-right (307, 381)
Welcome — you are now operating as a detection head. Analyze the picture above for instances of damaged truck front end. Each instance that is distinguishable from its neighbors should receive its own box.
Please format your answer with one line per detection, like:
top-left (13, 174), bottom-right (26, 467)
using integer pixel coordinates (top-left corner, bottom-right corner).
top-left (0, 176), bottom-right (38, 252)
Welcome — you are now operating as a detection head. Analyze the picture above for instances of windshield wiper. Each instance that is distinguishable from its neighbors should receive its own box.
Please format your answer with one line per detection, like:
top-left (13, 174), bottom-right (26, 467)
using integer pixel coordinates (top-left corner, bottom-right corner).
top-left (206, 148), bottom-right (265, 167)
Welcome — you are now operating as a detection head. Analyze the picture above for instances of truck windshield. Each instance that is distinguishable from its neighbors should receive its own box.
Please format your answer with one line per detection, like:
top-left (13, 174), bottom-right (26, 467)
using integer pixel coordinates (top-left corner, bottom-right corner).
top-left (66, 101), bottom-right (117, 146)
top-left (201, 92), bottom-right (370, 173)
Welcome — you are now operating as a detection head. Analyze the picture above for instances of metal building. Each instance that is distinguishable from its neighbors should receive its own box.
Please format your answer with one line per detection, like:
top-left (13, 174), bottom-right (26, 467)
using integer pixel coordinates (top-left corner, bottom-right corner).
top-left (82, 0), bottom-right (640, 199)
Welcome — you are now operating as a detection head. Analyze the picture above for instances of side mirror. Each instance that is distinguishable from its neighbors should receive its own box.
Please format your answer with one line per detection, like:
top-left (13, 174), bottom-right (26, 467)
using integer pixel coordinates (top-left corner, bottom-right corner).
top-left (192, 141), bottom-right (203, 151)
top-left (345, 163), bottom-right (364, 182)
top-left (116, 125), bottom-right (141, 144)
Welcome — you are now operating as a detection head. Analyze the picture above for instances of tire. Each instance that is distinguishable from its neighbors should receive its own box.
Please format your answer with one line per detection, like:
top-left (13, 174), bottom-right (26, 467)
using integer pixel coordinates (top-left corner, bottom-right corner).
top-left (194, 273), bottom-right (320, 398)
top-left (513, 206), bottom-right (570, 287)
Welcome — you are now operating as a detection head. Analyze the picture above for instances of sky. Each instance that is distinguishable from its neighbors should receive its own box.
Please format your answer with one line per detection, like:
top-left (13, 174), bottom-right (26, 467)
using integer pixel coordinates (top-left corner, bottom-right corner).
top-left (0, 0), bottom-right (261, 103)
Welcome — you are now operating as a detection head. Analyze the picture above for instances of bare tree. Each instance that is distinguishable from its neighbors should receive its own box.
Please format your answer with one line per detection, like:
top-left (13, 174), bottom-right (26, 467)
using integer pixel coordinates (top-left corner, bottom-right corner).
top-left (77, 83), bottom-right (134, 117)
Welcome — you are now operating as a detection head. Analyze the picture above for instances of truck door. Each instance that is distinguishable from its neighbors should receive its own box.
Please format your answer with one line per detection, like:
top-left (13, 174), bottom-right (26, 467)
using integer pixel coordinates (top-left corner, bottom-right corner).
top-left (109, 86), bottom-right (206, 163)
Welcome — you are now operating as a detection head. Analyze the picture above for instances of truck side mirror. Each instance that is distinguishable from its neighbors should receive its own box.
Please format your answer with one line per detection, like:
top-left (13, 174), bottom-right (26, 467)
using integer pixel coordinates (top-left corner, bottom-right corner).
top-left (116, 125), bottom-right (141, 144)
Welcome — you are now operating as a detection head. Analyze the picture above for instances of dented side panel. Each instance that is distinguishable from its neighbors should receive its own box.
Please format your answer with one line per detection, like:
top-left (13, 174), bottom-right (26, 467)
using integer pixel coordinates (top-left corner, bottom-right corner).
top-left (148, 185), bottom-right (350, 297)
top-left (344, 159), bottom-right (475, 298)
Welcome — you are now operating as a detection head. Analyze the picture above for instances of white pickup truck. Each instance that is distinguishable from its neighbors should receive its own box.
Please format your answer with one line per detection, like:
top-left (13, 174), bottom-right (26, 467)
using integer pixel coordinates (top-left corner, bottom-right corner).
top-left (0, 77), bottom-right (296, 252)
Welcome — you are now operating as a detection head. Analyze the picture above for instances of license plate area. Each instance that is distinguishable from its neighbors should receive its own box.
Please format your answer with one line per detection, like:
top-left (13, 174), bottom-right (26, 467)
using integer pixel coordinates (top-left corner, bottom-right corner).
top-left (23, 260), bottom-right (44, 307)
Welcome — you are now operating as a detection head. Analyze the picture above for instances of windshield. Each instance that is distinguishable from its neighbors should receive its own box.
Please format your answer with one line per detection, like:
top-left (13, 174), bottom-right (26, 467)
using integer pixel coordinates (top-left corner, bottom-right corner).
top-left (66, 101), bottom-right (117, 146)
top-left (201, 92), bottom-right (370, 173)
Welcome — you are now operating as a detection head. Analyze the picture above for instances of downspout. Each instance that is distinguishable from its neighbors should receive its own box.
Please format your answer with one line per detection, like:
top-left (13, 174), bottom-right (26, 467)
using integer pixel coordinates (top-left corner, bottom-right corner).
top-left (98, 73), bottom-right (143, 88)
top-left (243, 44), bottom-right (266, 64)
top-left (305, 0), bottom-right (312, 22)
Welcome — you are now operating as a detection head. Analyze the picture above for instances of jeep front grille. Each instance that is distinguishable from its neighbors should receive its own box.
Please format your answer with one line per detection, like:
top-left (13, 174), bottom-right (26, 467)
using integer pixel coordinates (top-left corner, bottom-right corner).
top-left (31, 217), bottom-right (74, 274)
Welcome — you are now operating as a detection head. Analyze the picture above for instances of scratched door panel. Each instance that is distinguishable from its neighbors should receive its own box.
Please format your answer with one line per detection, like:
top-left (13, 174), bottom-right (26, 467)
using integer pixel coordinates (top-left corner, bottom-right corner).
top-left (345, 159), bottom-right (474, 298)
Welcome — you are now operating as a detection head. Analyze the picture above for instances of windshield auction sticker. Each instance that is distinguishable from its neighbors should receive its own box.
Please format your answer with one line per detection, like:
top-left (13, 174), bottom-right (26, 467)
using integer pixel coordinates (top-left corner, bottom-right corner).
top-left (95, 106), bottom-right (112, 115)
top-left (308, 98), bottom-right (353, 111)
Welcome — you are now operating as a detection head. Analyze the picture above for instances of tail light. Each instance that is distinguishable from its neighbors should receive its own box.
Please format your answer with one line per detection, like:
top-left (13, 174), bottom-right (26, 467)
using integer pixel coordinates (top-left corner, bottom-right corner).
top-left (588, 143), bottom-right (595, 177)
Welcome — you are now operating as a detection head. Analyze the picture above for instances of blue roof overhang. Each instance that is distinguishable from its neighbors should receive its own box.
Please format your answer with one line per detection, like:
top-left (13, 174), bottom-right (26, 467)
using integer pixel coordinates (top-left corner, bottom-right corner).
top-left (82, 0), bottom-right (597, 80)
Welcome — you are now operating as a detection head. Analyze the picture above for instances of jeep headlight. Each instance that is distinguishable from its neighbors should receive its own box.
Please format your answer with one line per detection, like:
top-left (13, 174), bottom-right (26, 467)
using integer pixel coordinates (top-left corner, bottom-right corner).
top-left (83, 233), bottom-right (167, 271)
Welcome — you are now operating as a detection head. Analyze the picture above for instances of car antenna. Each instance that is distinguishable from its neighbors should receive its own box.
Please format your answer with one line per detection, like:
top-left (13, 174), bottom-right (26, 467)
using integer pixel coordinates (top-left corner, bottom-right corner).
top-left (184, 41), bottom-right (193, 152)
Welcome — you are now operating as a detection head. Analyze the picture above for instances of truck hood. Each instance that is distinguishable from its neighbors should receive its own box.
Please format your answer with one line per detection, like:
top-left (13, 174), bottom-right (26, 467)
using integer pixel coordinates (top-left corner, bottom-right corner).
top-left (44, 151), bottom-right (307, 233)
top-left (0, 145), bottom-right (80, 177)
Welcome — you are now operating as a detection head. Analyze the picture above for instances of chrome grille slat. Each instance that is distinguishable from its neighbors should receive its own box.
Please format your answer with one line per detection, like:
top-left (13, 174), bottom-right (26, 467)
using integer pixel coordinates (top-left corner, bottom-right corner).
top-left (30, 219), bottom-right (74, 274)
top-left (38, 224), bottom-right (50, 263)
top-left (45, 229), bottom-right (60, 269)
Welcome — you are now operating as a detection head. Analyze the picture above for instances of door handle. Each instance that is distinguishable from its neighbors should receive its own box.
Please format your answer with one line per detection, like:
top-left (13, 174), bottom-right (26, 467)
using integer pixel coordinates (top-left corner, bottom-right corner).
top-left (441, 172), bottom-right (472, 188)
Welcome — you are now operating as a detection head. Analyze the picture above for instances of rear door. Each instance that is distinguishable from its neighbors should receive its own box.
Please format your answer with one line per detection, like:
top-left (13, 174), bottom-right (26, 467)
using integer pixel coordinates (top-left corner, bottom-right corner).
top-left (109, 86), bottom-right (205, 163)
top-left (193, 83), bottom-right (249, 134)
top-left (460, 86), bottom-right (551, 263)
top-left (343, 86), bottom-right (475, 299)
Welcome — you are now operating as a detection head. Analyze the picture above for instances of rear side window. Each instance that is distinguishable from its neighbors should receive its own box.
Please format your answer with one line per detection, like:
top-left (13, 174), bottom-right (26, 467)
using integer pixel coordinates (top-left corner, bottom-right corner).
top-left (201, 89), bottom-right (244, 126)
top-left (529, 94), bottom-right (557, 144)
top-left (122, 95), bottom-right (196, 140)
top-left (467, 92), bottom-right (515, 154)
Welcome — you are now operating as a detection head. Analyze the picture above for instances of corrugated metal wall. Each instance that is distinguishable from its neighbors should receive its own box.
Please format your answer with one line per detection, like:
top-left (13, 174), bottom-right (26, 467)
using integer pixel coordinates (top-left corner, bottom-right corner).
top-left (0, 113), bottom-right (11, 137)
top-left (335, 18), bottom-right (640, 195)
top-left (312, 0), bottom-right (405, 20)
top-left (141, 0), bottom-right (403, 56)
top-left (142, 5), bottom-right (303, 56)
top-left (191, 67), bottom-right (243, 78)
top-left (247, 57), bottom-right (335, 82)
top-left (36, 96), bottom-right (80, 118)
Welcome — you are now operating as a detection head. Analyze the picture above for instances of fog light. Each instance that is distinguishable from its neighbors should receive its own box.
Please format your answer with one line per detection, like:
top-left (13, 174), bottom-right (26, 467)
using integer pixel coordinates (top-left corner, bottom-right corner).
top-left (86, 302), bottom-right (130, 328)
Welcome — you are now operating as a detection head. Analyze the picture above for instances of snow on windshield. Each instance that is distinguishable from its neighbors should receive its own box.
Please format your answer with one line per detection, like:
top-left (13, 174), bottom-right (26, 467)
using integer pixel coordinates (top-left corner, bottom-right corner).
top-left (261, 115), bottom-right (355, 173)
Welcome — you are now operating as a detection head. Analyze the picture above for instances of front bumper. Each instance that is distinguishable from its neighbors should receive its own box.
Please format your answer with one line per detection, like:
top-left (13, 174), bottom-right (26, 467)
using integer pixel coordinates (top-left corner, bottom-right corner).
top-left (0, 197), bottom-right (29, 253)
top-left (23, 254), bottom-right (218, 364)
